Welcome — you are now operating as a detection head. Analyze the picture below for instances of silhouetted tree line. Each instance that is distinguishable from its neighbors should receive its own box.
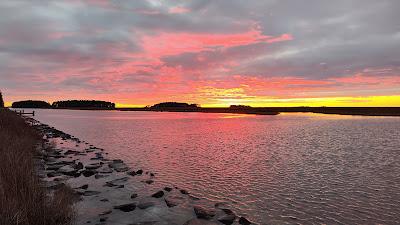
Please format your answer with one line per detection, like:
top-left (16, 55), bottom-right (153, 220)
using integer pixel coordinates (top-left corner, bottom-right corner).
top-left (0, 92), bottom-right (4, 108)
top-left (229, 105), bottom-right (252, 109)
top-left (149, 102), bottom-right (199, 109)
top-left (52, 100), bottom-right (115, 109)
top-left (12, 100), bottom-right (51, 108)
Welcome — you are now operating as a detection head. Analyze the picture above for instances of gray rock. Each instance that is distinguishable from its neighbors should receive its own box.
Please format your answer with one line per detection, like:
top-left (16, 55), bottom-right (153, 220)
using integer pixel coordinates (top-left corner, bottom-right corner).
top-left (238, 217), bottom-right (252, 225)
top-left (82, 191), bottom-right (101, 196)
top-left (194, 206), bottom-right (216, 220)
top-left (82, 170), bottom-right (97, 177)
top-left (127, 170), bottom-right (136, 176)
top-left (78, 184), bottom-right (89, 189)
top-left (85, 163), bottom-right (102, 170)
top-left (46, 164), bottom-right (64, 171)
top-left (164, 195), bottom-right (185, 207)
top-left (97, 166), bottom-right (113, 173)
top-left (113, 203), bottom-right (136, 212)
top-left (151, 191), bottom-right (164, 198)
top-left (137, 201), bottom-right (155, 209)
top-left (180, 189), bottom-right (189, 195)
top-left (99, 210), bottom-right (112, 216)
top-left (47, 171), bottom-right (62, 177)
top-left (105, 177), bottom-right (129, 187)
top-left (164, 187), bottom-right (172, 192)
top-left (144, 180), bottom-right (154, 184)
top-left (108, 162), bottom-right (129, 172)
top-left (95, 174), bottom-right (109, 179)
top-left (183, 219), bottom-right (220, 225)
top-left (218, 214), bottom-right (236, 225)
top-left (131, 193), bottom-right (138, 199)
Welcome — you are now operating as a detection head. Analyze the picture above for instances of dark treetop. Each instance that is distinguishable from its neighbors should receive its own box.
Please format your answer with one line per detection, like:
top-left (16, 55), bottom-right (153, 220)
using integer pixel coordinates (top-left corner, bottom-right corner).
top-left (0, 92), bottom-right (4, 108)
top-left (12, 100), bottom-right (51, 108)
top-left (149, 102), bottom-right (199, 109)
top-left (52, 100), bottom-right (115, 109)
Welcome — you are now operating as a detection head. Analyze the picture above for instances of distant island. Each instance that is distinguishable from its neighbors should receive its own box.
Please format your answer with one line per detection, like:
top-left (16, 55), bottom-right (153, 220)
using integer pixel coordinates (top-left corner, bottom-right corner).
top-left (12, 100), bottom-right (51, 108)
top-left (11, 100), bottom-right (115, 110)
top-left (148, 102), bottom-right (200, 111)
top-left (52, 100), bottom-right (115, 109)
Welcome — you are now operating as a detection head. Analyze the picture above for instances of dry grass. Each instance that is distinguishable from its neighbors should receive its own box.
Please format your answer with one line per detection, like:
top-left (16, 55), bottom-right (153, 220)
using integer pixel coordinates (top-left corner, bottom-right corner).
top-left (0, 109), bottom-right (74, 225)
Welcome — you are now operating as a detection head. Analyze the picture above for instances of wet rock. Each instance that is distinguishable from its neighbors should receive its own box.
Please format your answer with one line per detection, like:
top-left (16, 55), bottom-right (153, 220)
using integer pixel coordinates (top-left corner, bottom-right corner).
top-left (74, 162), bottom-right (84, 170)
top-left (137, 201), bottom-right (155, 209)
top-left (164, 187), bottom-right (172, 192)
top-left (113, 203), bottom-right (136, 212)
top-left (58, 165), bottom-right (76, 174)
top-left (218, 214), bottom-right (236, 225)
top-left (109, 162), bottom-right (129, 172)
top-left (64, 150), bottom-right (79, 155)
top-left (99, 210), bottom-right (112, 216)
top-left (46, 164), bottom-right (64, 171)
top-left (127, 170), bottom-right (136, 176)
top-left (238, 217), bottom-right (251, 225)
top-left (189, 195), bottom-right (200, 200)
top-left (131, 193), bottom-right (138, 199)
top-left (85, 163), bottom-right (102, 170)
top-left (82, 170), bottom-right (97, 177)
top-left (78, 184), bottom-right (89, 190)
top-left (82, 191), bottom-right (101, 196)
top-left (129, 222), bottom-right (158, 225)
top-left (183, 219), bottom-right (219, 225)
top-left (221, 208), bottom-right (234, 215)
top-left (47, 182), bottom-right (66, 190)
top-left (164, 195), bottom-right (185, 207)
top-left (180, 189), bottom-right (189, 195)
top-left (105, 177), bottom-right (129, 187)
top-left (194, 206), bottom-right (216, 220)
top-left (112, 159), bottom-right (123, 163)
top-left (47, 171), bottom-right (62, 177)
top-left (95, 174), bottom-right (109, 179)
top-left (97, 166), bottom-right (113, 173)
top-left (144, 180), bottom-right (154, 184)
top-left (151, 191), bottom-right (164, 198)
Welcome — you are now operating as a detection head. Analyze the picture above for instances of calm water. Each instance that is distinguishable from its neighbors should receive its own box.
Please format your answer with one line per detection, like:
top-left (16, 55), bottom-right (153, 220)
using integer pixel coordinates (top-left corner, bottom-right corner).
top-left (32, 109), bottom-right (400, 224)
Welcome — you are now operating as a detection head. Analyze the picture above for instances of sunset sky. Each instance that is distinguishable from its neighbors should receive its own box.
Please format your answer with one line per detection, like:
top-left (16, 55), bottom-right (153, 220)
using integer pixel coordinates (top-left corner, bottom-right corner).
top-left (1, 0), bottom-right (400, 107)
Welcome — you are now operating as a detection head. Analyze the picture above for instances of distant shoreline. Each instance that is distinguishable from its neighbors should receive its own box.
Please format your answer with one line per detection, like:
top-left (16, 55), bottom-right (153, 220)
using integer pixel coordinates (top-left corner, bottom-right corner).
top-left (9, 106), bottom-right (400, 116)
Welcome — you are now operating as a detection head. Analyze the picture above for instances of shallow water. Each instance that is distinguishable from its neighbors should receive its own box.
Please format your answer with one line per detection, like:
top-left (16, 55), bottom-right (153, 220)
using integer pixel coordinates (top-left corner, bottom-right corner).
top-left (31, 109), bottom-right (400, 224)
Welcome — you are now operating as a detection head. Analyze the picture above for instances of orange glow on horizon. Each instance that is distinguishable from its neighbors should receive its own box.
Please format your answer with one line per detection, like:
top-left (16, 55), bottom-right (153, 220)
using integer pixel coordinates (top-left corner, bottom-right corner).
top-left (112, 95), bottom-right (400, 108)
top-left (5, 95), bottom-right (400, 108)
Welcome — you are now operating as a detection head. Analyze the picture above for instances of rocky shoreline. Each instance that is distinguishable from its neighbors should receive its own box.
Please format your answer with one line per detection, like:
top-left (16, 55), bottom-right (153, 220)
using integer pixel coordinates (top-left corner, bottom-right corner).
top-left (25, 117), bottom-right (255, 225)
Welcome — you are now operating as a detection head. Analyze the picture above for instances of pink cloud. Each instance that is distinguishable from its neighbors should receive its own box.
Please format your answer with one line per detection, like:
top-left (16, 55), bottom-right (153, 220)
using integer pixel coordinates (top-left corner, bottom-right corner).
top-left (139, 28), bottom-right (293, 57)
top-left (168, 6), bottom-right (190, 14)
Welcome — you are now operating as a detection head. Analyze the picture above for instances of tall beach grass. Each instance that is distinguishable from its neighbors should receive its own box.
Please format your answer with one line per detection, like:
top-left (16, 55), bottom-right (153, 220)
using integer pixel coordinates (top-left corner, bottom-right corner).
top-left (0, 109), bottom-right (74, 225)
